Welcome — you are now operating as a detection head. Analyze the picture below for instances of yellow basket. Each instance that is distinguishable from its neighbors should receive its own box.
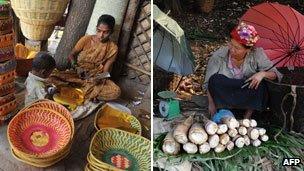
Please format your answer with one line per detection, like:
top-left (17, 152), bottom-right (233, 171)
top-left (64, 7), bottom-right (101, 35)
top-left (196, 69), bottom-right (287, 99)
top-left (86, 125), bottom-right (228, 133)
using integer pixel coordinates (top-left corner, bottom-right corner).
top-left (94, 103), bottom-right (142, 135)
top-left (10, 0), bottom-right (69, 40)
top-left (11, 146), bottom-right (70, 168)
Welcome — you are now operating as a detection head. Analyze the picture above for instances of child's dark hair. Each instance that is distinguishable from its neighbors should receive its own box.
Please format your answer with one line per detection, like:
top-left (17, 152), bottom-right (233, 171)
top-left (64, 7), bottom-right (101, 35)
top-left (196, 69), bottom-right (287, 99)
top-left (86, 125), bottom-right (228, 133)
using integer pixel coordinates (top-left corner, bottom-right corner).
top-left (32, 52), bottom-right (56, 71)
top-left (97, 14), bottom-right (115, 31)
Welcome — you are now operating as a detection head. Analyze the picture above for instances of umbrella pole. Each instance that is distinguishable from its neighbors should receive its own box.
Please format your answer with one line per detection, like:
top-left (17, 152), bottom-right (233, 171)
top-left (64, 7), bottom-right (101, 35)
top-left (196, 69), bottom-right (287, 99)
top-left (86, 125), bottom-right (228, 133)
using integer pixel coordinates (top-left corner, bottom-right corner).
top-left (174, 76), bottom-right (184, 92)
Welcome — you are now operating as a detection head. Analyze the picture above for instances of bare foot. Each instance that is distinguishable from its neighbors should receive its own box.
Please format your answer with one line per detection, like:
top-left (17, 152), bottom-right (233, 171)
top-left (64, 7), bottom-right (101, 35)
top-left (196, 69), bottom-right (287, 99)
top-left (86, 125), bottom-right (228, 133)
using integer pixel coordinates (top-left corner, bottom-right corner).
top-left (244, 109), bottom-right (254, 119)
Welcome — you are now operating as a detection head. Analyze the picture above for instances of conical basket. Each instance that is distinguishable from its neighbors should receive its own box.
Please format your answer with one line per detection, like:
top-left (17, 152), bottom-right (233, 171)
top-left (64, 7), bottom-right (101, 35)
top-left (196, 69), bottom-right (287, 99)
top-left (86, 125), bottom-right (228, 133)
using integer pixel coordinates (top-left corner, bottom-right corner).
top-left (10, 0), bottom-right (69, 40)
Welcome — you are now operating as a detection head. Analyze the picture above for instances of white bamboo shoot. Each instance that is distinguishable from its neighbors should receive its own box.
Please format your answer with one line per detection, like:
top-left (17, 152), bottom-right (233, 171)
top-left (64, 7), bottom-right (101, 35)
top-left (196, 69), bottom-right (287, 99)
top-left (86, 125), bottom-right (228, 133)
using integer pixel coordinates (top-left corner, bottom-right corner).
top-left (173, 116), bottom-right (193, 144)
top-left (250, 119), bottom-right (257, 127)
top-left (251, 139), bottom-right (261, 147)
top-left (247, 127), bottom-right (259, 140)
top-left (239, 119), bottom-right (251, 127)
top-left (219, 133), bottom-right (230, 145)
top-left (204, 120), bottom-right (218, 135)
top-left (216, 124), bottom-right (228, 134)
top-left (214, 144), bottom-right (226, 153)
top-left (233, 135), bottom-right (245, 148)
top-left (222, 117), bottom-right (239, 129)
top-left (238, 126), bottom-right (247, 135)
top-left (208, 134), bottom-right (220, 148)
top-left (228, 128), bottom-right (238, 137)
top-left (199, 142), bottom-right (211, 154)
top-left (256, 128), bottom-right (266, 136)
top-left (226, 141), bottom-right (234, 151)
top-left (162, 132), bottom-right (180, 155)
top-left (188, 123), bottom-right (208, 145)
top-left (243, 135), bottom-right (250, 146)
top-left (260, 134), bottom-right (269, 142)
top-left (183, 142), bottom-right (198, 154)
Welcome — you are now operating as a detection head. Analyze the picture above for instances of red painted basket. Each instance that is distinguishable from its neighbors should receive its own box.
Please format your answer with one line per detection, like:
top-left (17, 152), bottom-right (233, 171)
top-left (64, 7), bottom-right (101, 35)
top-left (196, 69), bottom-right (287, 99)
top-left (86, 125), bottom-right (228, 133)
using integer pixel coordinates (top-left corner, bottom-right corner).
top-left (0, 81), bottom-right (15, 96)
top-left (23, 99), bottom-right (74, 139)
top-left (8, 108), bottom-right (72, 158)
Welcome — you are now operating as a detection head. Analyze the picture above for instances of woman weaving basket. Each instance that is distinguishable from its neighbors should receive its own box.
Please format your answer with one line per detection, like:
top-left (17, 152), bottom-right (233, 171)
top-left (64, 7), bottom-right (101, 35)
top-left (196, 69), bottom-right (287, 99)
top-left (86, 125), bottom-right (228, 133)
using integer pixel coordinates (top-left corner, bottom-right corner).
top-left (205, 22), bottom-right (282, 119)
top-left (50, 15), bottom-right (121, 102)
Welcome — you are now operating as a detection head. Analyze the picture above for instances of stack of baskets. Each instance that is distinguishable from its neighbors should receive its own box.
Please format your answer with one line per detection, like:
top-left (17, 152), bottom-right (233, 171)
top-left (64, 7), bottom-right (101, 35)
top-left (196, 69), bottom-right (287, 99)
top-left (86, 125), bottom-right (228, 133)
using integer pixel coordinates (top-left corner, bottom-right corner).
top-left (7, 99), bottom-right (74, 167)
top-left (86, 128), bottom-right (151, 171)
top-left (10, 0), bottom-right (69, 40)
top-left (86, 103), bottom-right (150, 170)
top-left (0, 1), bottom-right (17, 122)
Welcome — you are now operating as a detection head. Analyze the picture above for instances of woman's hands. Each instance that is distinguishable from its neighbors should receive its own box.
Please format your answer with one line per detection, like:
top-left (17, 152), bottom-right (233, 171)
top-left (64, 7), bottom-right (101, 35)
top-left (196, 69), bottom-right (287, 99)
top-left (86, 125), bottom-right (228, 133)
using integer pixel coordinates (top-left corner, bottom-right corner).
top-left (246, 71), bottom-right (265, 89)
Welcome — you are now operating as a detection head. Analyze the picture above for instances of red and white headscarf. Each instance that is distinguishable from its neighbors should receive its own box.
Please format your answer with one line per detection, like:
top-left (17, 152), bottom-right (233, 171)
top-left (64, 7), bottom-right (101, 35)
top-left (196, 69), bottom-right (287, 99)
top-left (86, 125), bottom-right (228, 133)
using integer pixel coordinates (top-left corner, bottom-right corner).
top-left (230, 22), bottom-right (259, 47)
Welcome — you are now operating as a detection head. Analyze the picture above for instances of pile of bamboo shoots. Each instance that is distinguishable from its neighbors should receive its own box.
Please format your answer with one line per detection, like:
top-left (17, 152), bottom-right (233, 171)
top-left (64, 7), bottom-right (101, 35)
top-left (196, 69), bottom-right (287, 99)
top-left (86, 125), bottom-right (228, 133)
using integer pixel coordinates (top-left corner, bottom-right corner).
top-left (162, 115), bottom-right (269, 155)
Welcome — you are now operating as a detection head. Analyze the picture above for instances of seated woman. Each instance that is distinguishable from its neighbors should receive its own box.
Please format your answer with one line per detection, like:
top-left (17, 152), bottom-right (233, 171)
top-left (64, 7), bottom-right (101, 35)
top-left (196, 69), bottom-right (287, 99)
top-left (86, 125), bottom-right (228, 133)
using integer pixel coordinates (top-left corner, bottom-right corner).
top-left (50, 14), bottom-right (121, 102)
top-left (204, 22), bottom-right (282, 119)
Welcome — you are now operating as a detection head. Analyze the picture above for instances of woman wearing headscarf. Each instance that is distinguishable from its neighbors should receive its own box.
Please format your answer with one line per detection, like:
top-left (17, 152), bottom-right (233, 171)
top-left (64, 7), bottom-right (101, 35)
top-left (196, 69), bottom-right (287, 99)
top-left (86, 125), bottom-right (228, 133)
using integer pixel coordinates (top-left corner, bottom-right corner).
top-left (205, 22), bottom-right (282, 119)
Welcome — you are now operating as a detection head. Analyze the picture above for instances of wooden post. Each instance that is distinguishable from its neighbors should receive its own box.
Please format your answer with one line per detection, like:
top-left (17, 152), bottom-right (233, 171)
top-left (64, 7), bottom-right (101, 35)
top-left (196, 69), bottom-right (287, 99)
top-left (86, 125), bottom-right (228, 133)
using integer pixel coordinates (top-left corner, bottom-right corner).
top-left (111, 0), bottom-right (141, 80)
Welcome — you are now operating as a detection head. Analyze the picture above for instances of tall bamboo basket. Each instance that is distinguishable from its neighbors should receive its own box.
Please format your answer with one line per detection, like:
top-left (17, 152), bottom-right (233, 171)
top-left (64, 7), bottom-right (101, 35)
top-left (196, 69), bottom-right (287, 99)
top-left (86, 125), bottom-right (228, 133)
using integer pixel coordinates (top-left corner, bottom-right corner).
top-left (10, 0), bottom-right (69, 40)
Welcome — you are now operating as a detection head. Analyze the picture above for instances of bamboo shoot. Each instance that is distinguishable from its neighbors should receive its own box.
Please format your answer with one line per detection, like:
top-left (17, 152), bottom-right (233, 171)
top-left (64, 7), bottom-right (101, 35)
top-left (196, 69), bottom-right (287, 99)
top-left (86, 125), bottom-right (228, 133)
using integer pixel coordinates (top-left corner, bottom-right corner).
top-left (173, 116), bottom-right (193, 144)
top-left (216, 124), bottom-right (228, 134)
top-left (208, 134), bottom-right (220, 148)
top-left (219, 133), bottom-right (230, 145)
top-left (199, 142), bottom-right (211, 154)
top-left (183, 142), bottom-right (198, 154)
top-left (188, 123), bottom-right (208, 145)
top-left (162, 132), bottom-right (180, 155)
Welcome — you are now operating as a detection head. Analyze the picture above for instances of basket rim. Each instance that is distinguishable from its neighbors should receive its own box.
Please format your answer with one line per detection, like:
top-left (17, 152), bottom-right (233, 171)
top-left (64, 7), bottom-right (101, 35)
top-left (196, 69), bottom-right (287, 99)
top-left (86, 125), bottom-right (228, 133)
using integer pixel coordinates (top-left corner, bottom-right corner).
top-left (94, 104), bottom-right (142, 135)
top-left (7, 107), bottom-right (72, 158)
top-left (11, 147), bottom-right (70, 168)
top-left (23, 99), bottom-right (75, 138)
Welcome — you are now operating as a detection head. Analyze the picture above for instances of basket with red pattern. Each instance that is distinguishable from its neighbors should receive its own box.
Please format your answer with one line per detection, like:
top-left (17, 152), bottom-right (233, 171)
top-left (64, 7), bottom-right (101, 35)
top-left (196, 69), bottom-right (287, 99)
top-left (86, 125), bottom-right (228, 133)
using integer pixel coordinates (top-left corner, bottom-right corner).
top-left (0, 32), bottom-right (14, 48)
top-left (0, 81), bottom-right (15, 96)
top-left (8, 108), bottom-right (72, 158)
top-left (0, 70), bottom-right (15, 85)
top-left (0, 93), bottom-right (14, 106)
top-left (0, 99), bottom-right (17, 116)
top-left (0, 17), bottom-right (12, 35)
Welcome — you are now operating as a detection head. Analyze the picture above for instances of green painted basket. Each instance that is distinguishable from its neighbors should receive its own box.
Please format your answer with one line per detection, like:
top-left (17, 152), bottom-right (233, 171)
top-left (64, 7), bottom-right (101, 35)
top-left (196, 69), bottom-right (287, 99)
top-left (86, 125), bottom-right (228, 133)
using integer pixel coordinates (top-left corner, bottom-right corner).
top-left (89, 128), bottom-right (151, 171)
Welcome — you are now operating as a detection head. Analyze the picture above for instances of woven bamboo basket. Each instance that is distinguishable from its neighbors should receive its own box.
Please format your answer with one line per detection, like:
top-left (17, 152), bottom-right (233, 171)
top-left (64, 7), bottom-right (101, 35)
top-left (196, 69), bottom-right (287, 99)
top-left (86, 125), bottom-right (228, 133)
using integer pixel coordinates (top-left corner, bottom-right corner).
top-left (7, 108), bottom-right (72, 159)
top-left (0, 17), bottom-right (12, 35)
top-left (0, 32), bottom-right (14, 48)
top-left (0, 99), bottom-right (17, 116)
top-left (94, 103), bottom-right (142, 135)
top-left (0, 93), bottom-right (14, 106)
top-left (87, 152), bottom-right (124, 171)
top-left (0, 81), bottom-right (15, 96)
top-left (0, 45), bottom-right (14, 62)
top-left (10, 0), bottom-right (69, 40)
top-left (23, 99), bottom-right (75, 139)
top-left (11, 146), bottom-right (70, 168)
top-left (0, 60), bottom-right (16, 74)
top-left (89, 128), bottom-right (151, 171)
top-left (0, 70), bottom-right (15, 84)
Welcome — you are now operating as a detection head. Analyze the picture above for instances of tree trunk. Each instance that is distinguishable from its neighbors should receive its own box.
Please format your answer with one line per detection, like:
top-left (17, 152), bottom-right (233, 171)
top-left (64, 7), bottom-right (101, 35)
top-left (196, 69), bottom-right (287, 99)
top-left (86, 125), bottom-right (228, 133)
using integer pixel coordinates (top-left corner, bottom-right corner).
top-left (54, 0), bottom-right (96, 69)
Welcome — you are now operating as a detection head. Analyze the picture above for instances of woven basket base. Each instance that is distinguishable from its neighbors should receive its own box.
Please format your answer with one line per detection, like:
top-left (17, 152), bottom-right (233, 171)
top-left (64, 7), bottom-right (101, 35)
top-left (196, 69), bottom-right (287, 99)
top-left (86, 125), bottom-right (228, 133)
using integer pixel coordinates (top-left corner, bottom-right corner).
top-left (20, 21), bottom-right (54, 40)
